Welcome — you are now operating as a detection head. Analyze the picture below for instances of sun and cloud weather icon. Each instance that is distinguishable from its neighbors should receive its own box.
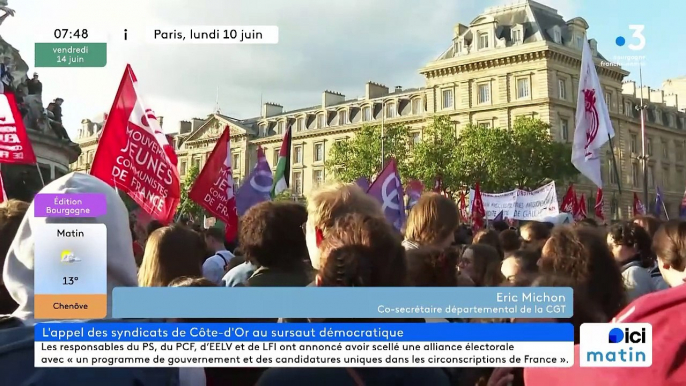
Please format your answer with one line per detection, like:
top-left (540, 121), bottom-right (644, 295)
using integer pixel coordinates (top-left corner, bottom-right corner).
top-left (60, 250), bottom-right (81, 263)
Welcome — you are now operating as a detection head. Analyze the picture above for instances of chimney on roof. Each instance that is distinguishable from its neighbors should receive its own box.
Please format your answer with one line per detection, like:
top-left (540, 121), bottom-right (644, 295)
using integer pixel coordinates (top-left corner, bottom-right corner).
top-left (665, 94), bottom-right (679, 109)
top-left (453, 23), bottom-right (468, 39)
top-left (262, 102), bottom-right (283, 118)
top-left (322, 91), bottom-right (345, 108)
top-left (365, 81), bottom-right (389, 99)
top-left (650, 89), bottom-right (664, 104)
top-left (395, 86), bottom-right (402, 93)
top-left (179, 120), bottom-right (192, 134)
top-left (622, 81), bottom-right (636, 96)
top-left (589, 39), bottom-right (597, 56)
top-left (158, 116), bottom-right (164, 128)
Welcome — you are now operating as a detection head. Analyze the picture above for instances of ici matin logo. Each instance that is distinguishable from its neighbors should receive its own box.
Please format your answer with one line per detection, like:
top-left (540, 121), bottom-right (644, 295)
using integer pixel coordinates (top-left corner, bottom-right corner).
top-left (602, 25), bottom-right (646, 68)
top-left (580, 323), bottom-right (652, 367)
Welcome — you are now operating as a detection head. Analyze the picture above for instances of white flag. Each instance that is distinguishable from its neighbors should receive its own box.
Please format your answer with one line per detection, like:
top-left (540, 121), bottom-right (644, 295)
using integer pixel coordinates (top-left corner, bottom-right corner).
top-left (572, 38), bottom-right (614, 188)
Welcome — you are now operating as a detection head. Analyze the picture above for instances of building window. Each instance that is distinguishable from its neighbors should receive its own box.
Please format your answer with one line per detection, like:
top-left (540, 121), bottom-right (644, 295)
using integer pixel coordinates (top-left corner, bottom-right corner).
top-left (277, 121), bottom-right (284, 134)
top-left (478, 33), bottom-right (489, 49)
top-left (662, 166), bottom-right (670, 188)
top-left (410, 132), bottom-right (421, 149)
top-left (338, 110), bottom-right (347, 126)
top-left (662, 140), bottom-right (669, 159)
top-left (558, 79), bottom-right (566, 100)
top-left (630, 134), bottom-right (638, 153)
top-left (179, 160), bottom-right (187, 175)
top-left (292, 171), bottom-right (303, 196)
top-left (656, 110), bottom-right (662, 124)
top-left (669, 114), bottom-right (675, 127)
top-left (553, 30), bottom-right (561, 43)
top-left (560, 118), bottom-right (569, 141)
top-left (232, 153), bottom-right (240, 170)
top-left (273, 148), bottom-right (279, 165)
top-left (313, 169), bottom-right (324, 188)
top-left (646, 137), bottom-right (653, 156)
top-left (386, 103), bottom-right (396, 118)
top-left (632, 163), bottom-right (639, 187)
top-left (648, 165), bottom-right (655, 187)
top-left (624, 101), bottom-right (633, 117)
top-left (608, 159), bottom-right (617, 184)
top-left (233, 177), bottom-right (241, 187)
top-left (478, 121), bottom-right (491, 128)
top-left (362, 106), bottom-right (371, 122)
top-left (517, 78), bottom-right (530, 99)
top-left (192, 157), bottom-right (201, 169)
top-left (293, 145), bottom-right (303, 164)
top-left (316, 114), bottom-right (325, 129)
top-left (259, 124), bottom-right (267, 136)
top-left (296, 117), bottom-right (304, 132)
top-left (512, 29), bottom-right (522, 44)
top-left (442, 89), bottom-right (453, 109)
top-left (677, 142), bottom-right (684, 161)
top-left (605, 92), bottom-right (612, 109)
top-left (456, 41), bottom-right (462, 54)
top-left (412, 98), bottom-right (422, 114)
top-left (478, 84), bottom-right (490, 104)
top-left (576, 35), bottom-right (583, 49)
top-left (314, 143), bottom-right (324, 162)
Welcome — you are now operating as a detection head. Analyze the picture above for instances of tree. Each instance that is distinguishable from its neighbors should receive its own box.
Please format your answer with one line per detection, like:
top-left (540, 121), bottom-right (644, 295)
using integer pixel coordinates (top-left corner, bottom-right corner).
top-left (407, 115), bottom-right (461, 193)
top-left (177, 164), bottom-right (205, 221)
top-left (325, 123), bottom-right (413, 183)
top-left (453, 117), bottom-right (577, 192)
top-left (273, 189), bottom-right (294, 202)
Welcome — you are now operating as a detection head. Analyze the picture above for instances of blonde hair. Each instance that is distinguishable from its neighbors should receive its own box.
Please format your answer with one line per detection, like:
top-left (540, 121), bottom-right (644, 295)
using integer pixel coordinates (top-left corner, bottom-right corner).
top-left (306, 182), bottom-right (383, 235)
top-left (404, 192), bottom-right (458, 246)
top-left (138, 225), bottom-right (205, 287)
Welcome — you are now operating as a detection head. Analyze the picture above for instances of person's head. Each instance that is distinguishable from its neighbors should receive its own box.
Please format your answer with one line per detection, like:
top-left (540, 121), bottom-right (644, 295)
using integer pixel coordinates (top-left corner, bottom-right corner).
top-left (32, 72), bottom-right (38, 79)
top-left (145, 220), bottom-right (164, 239)
top-left (501, 248), bottom-right (540, 283)
top-left (491, 220), bottom-right (509, 233)
top-left (540, 225), bottom-right (626, 318)
top-left (652, 220), bottom-right (686, 287)
top-left (520, 221), bottom-right (550, 249)
top-left (3, 173), bottom-right (138, 324)
top-left (499, 229), bottom-right (522, 256)
top-left (405, 246), bottom-right (459, 287)
top-left (0, 200), bottom-right (29, 277)
top-left (305, 182), bottom-right (384, 269)
top-left (607, 221), bottom-right (653, 267)
top-left (404, 192), bottom-right (459, 249)
top-left (459, 244), bottom-right (503, 287)
top-left (473, 229), bottom-right (504, 258)
top-left (317, 213), bottom-right (405, 287)
top-left (576, 218), bottom-right (599, 228)
top-left (204, 226), bottom-right (226, 253)
top-left (168, 276), bottom-right (216, 287)
top-left (240, 201), bottom-right (308, 269)
top-left (138, 225), bottom-right (205, 287)
top-left (54, 98), bottom-right (64, 105)
top-left (633, 215), bottom-right (662, 238)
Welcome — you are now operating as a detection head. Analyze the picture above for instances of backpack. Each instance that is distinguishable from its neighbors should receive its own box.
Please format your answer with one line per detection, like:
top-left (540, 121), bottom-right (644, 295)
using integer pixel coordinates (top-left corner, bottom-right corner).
top-left (0, 317), bottom-right (181, 386)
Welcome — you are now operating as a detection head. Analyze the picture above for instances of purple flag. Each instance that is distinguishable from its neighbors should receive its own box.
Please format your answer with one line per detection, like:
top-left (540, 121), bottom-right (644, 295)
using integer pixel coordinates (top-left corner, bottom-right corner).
top-left (355, 177), bottom-right (370, 192)
top-left (493, 210), bottom-right (504, 222)
top-left (367, 158), bottom-right (405, 230)
top-left (406, 179), bottom-right (424, 211)
top-left (236, 147), bottom-right (273, 215)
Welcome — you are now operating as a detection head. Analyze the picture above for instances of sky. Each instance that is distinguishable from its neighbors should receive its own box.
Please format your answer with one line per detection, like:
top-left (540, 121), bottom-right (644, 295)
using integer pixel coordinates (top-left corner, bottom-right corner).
top-left (2, 0), bottom-right (684, 138)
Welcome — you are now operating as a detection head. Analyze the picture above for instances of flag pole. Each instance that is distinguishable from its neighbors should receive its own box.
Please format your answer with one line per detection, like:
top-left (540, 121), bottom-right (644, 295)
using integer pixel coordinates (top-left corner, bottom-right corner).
top-left (638, 62), bottom-right (650, 210)
top-left (35, 163), bottom-right (45, 186)
top-left (380, 100), bottom-right (385, 170)
top-left (661, 200), bottom-right (670, 220)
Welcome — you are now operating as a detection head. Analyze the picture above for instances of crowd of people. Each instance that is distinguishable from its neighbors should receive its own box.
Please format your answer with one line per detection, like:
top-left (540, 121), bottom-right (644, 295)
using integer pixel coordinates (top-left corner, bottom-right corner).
top-left (0, 172), bottom-right (684, 385)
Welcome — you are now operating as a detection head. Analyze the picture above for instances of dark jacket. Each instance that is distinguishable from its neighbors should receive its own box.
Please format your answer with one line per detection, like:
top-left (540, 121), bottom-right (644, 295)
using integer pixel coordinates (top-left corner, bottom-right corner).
top-left (27, 79), bottom-right (42, 95)
top-left (246, 265), bottom-right (313, 287)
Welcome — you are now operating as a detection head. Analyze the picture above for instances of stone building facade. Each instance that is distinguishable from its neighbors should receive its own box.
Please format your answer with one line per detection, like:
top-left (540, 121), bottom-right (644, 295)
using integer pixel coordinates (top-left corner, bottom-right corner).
top-left (71, 0), bottom-right (686, 220)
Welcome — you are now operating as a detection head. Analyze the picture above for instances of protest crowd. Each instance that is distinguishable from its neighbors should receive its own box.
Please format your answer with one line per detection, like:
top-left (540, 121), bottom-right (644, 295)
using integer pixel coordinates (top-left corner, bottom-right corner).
top-left (0, 50), bottom-right (683, 385)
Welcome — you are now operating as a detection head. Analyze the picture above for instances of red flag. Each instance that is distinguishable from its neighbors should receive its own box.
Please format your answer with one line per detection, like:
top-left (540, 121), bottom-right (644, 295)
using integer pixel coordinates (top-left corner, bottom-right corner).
top-left (471, 183), bottom-right (486, 231)
top-left (0, 171), bottom-right (7, 203)
top-left (188, 126), bottom-right (238, 242)
top-left (0, 92), bottom-right (37, 164)
top-left (559, 184), bottom-right (576, 214)
top-left (90, 65), bottom-right (180, 224)
top-left (633, 192), bottom-right (646, 216)
top-left (457, 191), bottom-right (469, 223)
top-left (576, 194), bottom-right (588, 221)
top-left (594, 188), bottom-right (605, 221)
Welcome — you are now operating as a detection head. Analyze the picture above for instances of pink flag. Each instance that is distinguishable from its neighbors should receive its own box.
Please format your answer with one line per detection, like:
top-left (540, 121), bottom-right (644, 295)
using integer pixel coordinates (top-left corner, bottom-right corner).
top-left (367, 158), bottom-right (405, 230)
top-left (406, 179), bottom-right (424, 210)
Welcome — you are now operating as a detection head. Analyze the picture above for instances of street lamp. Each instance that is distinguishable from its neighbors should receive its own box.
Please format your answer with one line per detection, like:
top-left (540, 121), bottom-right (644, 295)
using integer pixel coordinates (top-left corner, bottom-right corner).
top-left (636, 63), bottom-right (649, 208)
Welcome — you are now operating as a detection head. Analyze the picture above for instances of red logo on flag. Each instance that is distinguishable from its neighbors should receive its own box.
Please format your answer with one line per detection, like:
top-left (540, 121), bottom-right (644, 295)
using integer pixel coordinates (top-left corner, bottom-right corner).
top-left (582, 89), bottom-right (599, 157)
top-left (0, 93), bottom-right (36, 164)
top-left (90, 65), bottom-right (180, 224)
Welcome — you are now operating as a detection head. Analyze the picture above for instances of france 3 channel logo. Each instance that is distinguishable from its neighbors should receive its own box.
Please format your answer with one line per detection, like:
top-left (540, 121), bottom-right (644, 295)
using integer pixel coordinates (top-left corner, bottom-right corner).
top-left (580, 323), bottom-right (652, 367)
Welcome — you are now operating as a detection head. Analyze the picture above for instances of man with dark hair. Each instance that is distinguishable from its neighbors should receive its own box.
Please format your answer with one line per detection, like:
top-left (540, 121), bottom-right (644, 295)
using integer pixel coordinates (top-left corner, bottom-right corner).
top-left (202, 227), bottom-right (234, 285)
top-left (239, 201), bottom-right (312, 287)
top-left (26, 73), bottom-right (41, 95)
top-left (491, 220), bottom-right (509, 233)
